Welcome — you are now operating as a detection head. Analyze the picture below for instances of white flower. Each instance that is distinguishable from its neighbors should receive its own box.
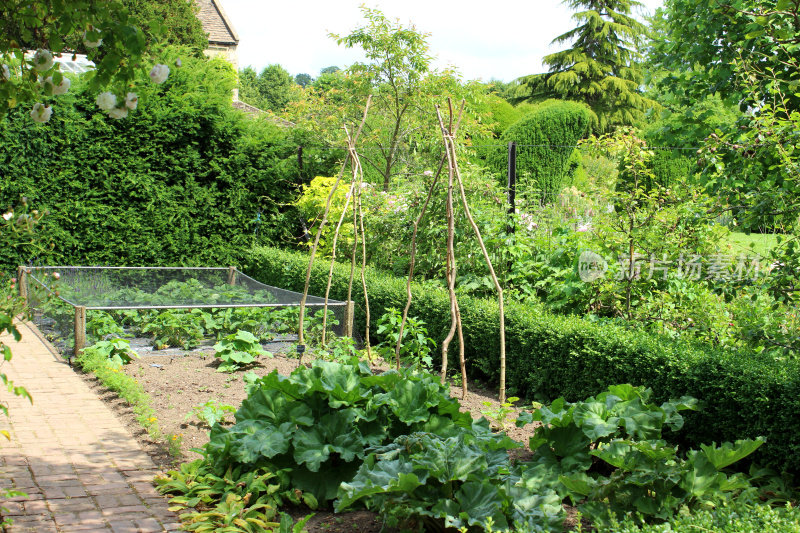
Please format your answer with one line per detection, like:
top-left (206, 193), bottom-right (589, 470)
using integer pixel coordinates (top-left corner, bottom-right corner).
top-left (107, 106), bottom-right (128, 119)
top-left (0, 64), bottom-right (9, 81)
top-left (175, 58), bottom-right (182, 67)
top-left (125, 92), bottom-right (138, 110)
top-left (96, 91), bottom-right (116, 111)
top-left (149, 64), bottom-right (170, 84)
top-left (423, 170), bottom-right (433, 177)
top-left (2, 212), bottom-right (12, 221)
top-left (43, 76), bottom-right (71, 95)
top-left (30, 103), bottom-right (53, 123)
top-left (33, 49), bottom-right (54, 72)
top-left (82, 30), bottom-right (102, 48)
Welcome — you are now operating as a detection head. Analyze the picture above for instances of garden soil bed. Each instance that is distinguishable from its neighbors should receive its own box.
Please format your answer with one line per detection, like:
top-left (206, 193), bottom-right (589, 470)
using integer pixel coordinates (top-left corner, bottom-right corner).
top-left (70, 341), bottom-right (592, 532)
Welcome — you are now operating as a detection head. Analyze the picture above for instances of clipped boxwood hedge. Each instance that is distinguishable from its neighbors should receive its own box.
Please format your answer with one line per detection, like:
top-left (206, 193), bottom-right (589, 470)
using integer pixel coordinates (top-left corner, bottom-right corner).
top-left (245, 246), bottom-right (800, 474)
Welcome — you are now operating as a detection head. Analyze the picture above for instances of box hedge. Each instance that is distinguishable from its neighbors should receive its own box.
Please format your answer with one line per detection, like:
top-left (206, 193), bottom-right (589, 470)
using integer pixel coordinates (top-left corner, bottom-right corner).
top-left (245, 245), bottom-right (800, 474)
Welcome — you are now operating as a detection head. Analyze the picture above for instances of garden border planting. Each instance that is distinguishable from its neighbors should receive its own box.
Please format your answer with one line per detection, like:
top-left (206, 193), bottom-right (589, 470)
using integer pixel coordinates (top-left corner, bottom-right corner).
top-left (246, 245), bottom-right (800, 474)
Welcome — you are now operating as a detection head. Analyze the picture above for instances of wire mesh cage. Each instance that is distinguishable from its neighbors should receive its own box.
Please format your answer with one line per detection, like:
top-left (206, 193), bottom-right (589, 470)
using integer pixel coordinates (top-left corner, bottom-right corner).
top-left (19, 266), bottom-right (352, 357)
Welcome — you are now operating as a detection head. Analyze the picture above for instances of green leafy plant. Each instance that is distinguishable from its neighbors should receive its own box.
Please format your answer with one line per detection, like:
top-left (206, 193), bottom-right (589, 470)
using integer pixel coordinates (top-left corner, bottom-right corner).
top-left (376, 307), bottom-right (435, 371)
top-left (186, 399), bottom-right (237, 428)
top-left (156, 460), bottom-right (286, 532)
top-left (201, 360), bottom-right (480, 505)
top-left (336, 430), bottom-right (557, 532)
top-left (74, 342), bottom-right (161, 441)
top-left (212, 330), bottom-right (271, 373)
top-left (82, 338), bottom-right (138, 367)
top-left (86, 311), bottom-right (128, 341)
top-left (142, 310), bottom-right (204, 349)
top-left (480, 396), bottom-right (524, 431)
top-left (315, 334), bottom-right (359, 363)
top-left (515, 384), bottom-right (765, 527)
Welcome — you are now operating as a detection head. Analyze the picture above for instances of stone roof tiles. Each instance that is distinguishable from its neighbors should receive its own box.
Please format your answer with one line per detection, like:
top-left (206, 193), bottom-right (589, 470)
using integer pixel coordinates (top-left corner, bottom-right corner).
top-left (196, 0), bottom-right (239, 46)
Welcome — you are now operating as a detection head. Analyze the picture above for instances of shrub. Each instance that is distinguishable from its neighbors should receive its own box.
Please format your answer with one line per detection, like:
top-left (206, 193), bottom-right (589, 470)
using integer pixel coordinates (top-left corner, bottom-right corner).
top-left (494, 100), bottom-right (593, 204)
top-left (601, 501), bottom-right (800, 533)
top-left (245, 245), bottom-right (800, 474)
top-left (0, 52), bottom-right (335, 271)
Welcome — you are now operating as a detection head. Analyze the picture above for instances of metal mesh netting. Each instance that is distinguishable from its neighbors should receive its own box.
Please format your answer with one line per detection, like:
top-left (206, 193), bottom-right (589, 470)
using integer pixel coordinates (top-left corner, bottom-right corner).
top-left (25, 266), bottom-right (350, 356)
top-left (26, 266), bottom-right (342, 309)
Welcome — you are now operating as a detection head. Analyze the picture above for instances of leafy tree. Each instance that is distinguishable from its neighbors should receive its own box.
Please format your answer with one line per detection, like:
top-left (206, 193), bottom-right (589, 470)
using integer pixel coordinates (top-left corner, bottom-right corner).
top-left (650, 0), bottom-right (800, 111)
top-left (513, 0), bottom-right (656, 132)
top-left (319, 65), bottom-right (340, 75)
top-left (238, 63), bottom-right (296, 112)
top-left (120, 0), bottom-right (208, 53)
top-left (330, 7), bottom-right (445, 190)
top-left (294, 73), bottom-right (312, 88)
top-left (0, 0), bottom-right (166, 119)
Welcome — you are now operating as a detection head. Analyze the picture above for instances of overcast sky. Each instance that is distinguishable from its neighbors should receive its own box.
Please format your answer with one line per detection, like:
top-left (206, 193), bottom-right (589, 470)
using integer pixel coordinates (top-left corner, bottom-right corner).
top-left (220, 0), bottom-right (664, 83)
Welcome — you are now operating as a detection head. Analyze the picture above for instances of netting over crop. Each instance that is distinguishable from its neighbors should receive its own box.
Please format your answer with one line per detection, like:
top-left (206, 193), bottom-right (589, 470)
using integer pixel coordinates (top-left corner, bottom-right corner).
top-left (26, 266), bottom-right (342, 310)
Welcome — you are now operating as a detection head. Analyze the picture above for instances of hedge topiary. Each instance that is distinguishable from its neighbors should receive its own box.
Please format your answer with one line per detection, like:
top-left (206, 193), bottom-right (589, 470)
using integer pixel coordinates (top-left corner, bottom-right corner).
top-left (245, 245), bottom-right (800, 475)
top-left (496, 100), bottom-right (592, 204)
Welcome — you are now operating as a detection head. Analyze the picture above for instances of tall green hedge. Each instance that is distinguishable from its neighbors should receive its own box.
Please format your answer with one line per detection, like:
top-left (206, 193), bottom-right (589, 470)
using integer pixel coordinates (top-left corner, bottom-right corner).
top-left (245, 245), bottom-right (800, 474)
top-left (0, 53), bottom-right (334, 271)
top-left (496, 100), bottom-right (592, 204)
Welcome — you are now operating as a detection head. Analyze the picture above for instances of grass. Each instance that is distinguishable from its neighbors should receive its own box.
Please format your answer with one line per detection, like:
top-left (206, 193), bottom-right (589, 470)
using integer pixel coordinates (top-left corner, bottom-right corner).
top-left (722, 231), bottom-right (784, 257)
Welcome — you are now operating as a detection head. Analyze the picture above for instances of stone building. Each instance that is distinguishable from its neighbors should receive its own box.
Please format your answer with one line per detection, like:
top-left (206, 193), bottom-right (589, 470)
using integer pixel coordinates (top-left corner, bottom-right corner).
top-left (195, 0), bottom-right (240, 99)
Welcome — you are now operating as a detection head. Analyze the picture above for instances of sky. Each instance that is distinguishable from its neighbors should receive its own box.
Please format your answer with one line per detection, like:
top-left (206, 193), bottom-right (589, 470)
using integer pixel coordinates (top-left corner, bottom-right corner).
top-left (220, 0), bottom-right (664, 83)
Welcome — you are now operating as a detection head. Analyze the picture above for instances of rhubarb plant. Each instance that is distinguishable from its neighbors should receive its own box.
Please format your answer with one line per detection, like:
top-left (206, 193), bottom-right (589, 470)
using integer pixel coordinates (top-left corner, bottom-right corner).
top-left (516, 384), bottom-right (765, 527)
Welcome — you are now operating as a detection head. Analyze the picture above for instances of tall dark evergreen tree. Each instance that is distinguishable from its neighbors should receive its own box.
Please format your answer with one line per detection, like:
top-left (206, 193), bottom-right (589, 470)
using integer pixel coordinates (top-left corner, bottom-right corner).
top-left (514, 0), bottom-right (655, 132)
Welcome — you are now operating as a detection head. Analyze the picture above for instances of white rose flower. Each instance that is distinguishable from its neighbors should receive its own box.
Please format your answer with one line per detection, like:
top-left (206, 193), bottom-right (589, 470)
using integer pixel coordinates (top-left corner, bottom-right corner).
top-left (43, 76), bottom-right (71, 95)
top-left (82, 30), bottom-right (103, 48)
top-left (2, 212), bottom-right (12, 221)
top-left (96, 91), bottom-right (116, 111)
top-left (149, 64), bottom-right (170, 84)
top-left (107, 106), bottom-right (128, 120)
top-left (0, 64), bottom-right (10, 81)
top-left (33, 49), bottom-right (54, 72)
top-left (53, 76), bottom-right (70, 95)
top-left (30, 103), bottom-right (53, 123)
top-left (125, 92), bottom-right (138, 110)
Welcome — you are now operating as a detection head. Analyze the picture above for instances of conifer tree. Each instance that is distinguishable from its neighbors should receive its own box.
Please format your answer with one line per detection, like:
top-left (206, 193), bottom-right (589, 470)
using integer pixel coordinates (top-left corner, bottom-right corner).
top-left (514, 0), bottom-right (655, 132)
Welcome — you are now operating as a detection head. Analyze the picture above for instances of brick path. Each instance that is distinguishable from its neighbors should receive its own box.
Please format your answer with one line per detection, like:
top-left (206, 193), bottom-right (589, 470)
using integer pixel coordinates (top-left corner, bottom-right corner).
top-left (0, 322), bottom-right (181, 532)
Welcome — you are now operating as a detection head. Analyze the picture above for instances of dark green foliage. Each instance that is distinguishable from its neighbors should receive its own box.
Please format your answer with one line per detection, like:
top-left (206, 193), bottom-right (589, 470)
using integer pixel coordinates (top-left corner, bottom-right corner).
top-left (603, 500), bottom-right (800, 532)
top-left (238, 64), bottom-right (296, 112)
top-left (201, 360), bottom-right (478, 505)
top-left (495, 101), bottom-right (592, 204)
top-left (246, 246), bottom-right (800, 474)
top-left (0, 55), bottom-right (324, 270)
top-left (649, 150), bottom-right (695, 189)
top-left (336, 430), bottom-right (558, 531)
top-left (121, 0), bottom-right (208, 53)
top-left (514, 0), bottom-right (656, 132)
top-left (516, 384), bottom-right (763, 526)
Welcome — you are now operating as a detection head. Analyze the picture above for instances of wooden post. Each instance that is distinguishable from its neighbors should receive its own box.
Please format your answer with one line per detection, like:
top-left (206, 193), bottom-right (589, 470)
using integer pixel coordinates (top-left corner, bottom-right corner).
top-left (17, 266), bottom-right (28, 306)
top-left (227, 266), bottom-right (237, 286)
top-left (344, 300), bottom-right (355, 338)
top-left (507, 141), bottom-right (517, 235)
top-left (74, 306), bottom-right (86, 357)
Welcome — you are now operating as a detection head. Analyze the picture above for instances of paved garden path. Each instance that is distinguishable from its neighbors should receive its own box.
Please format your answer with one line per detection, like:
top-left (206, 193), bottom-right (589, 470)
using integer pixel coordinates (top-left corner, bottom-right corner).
top-left (0, 322), bottom-right (180, 532)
